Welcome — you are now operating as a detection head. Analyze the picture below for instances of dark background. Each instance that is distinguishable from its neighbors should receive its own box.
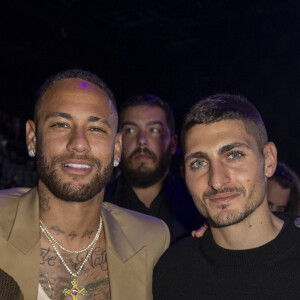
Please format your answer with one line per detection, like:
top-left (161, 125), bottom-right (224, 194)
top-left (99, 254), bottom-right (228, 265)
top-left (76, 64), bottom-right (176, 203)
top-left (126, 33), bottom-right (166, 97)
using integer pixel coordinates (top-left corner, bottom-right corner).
top-left (1, 0), bottom-right (300, 174)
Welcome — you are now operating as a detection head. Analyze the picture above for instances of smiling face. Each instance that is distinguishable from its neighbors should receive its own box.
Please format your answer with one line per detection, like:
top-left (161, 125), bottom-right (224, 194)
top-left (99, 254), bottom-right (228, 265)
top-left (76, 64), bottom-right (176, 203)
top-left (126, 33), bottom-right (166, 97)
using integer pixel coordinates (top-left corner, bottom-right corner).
top-left (120, 105), bottom-right (177, 187)
top-left (26, 78), bottom-right (121, 202)
top-left (184, 119), bottom-right (276, 227)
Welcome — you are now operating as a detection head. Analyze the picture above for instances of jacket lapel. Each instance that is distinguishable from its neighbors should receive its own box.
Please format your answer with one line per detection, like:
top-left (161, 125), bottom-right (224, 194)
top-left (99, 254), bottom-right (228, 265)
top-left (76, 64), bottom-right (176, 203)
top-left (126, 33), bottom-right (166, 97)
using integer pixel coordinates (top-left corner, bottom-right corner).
top-left (102, 203), bottom-right (148, 300)
top-left (9, 188), bottom-right (40, 253)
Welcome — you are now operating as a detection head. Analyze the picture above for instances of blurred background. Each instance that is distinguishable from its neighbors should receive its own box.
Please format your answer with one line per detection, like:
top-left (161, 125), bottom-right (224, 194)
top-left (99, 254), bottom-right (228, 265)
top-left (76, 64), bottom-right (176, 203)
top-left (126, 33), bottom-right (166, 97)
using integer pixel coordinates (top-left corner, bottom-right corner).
top-left (0, 0), bottom-right (299, 188)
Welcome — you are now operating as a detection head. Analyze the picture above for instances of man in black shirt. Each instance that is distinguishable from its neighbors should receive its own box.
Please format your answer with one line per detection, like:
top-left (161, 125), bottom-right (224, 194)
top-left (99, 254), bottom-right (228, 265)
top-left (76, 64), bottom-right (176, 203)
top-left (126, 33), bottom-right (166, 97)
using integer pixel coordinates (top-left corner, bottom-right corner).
top-left (153, 94), bottom-right (300, 299)
top-left (104, 94), bottom-right (204, 243)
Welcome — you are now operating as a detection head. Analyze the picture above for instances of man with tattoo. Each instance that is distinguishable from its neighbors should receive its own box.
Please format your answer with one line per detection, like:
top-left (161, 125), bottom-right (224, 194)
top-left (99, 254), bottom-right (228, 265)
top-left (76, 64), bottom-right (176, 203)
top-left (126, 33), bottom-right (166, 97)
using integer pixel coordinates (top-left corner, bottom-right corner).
top-left (0, 70), bottom-right (170, 299)
top-left (153, 94), bottom-right (300, 299)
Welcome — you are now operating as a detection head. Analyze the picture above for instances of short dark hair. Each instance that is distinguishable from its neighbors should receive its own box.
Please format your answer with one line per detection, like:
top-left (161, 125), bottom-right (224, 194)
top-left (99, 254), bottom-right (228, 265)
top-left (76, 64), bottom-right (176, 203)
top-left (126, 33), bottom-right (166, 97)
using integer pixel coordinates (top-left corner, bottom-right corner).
top-left (34, 69), bottom-right (116, 123)
top-left (270, 162), bottom-right (300, 214)
top-left (181, 93), bottom-right (268, 153)
top-left (119, 94), bottom-right (175, 135)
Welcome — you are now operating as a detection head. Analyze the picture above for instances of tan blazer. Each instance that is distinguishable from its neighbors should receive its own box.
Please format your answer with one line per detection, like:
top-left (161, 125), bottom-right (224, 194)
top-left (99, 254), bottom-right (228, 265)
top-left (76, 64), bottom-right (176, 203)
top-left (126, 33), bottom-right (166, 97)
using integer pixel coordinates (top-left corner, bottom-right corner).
top-left (0, 188), bottom-right (170, 300)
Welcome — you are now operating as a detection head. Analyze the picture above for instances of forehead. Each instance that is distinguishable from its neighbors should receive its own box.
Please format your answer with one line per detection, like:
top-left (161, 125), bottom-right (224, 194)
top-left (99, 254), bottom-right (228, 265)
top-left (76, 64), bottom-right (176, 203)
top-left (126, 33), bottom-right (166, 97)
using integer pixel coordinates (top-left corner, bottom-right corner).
top-left (184, 120), bottom-right (259, 156)
top-left (38, 78), bottom-right (117, 128)
top-left (120, 105), bottom-right (167, 125)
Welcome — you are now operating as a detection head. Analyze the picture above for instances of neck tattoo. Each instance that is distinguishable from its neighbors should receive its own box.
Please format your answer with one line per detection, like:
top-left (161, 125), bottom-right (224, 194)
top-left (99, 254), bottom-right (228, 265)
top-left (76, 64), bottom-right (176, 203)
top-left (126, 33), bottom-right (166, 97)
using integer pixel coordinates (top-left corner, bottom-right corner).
top-left (40, 217), bottom-right (103, 299)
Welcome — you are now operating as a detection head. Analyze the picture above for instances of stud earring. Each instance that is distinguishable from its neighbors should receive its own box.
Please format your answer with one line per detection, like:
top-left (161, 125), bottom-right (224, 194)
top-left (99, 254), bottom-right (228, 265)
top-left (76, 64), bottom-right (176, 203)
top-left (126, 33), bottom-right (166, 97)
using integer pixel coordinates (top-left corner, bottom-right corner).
top-left (28, 146), bottom-right (35, 158)
top-left (113, 158), bottom-right (120, 167)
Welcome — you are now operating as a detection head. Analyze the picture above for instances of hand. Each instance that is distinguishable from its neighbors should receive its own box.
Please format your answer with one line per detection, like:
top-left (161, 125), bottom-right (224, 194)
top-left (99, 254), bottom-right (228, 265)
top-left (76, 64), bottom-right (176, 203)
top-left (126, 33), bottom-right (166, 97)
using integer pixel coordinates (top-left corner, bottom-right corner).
top-left (191, 221), bottom-right (209, 238)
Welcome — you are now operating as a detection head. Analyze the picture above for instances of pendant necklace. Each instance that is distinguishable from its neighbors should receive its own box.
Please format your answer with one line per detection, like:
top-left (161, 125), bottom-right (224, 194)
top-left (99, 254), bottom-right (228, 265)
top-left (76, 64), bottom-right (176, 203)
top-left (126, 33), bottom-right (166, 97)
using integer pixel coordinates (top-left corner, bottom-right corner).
top-left (40, 217), bottom-right (103, 299)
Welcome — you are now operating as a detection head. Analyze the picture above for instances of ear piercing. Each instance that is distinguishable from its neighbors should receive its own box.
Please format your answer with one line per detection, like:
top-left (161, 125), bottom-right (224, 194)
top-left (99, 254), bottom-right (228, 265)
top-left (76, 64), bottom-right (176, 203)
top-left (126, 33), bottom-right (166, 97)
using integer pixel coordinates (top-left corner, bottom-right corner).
top-left (113, 158), bottom-right (120, 167)
top-left (28, 146), bottom-right (35, 158)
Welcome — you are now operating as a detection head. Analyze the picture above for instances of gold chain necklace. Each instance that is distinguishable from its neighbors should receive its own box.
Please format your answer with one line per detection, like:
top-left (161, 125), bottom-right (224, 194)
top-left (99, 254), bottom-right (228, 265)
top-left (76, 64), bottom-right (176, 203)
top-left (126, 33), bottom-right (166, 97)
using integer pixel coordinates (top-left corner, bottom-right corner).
top-left (40, 217), bottom-right (103, 299)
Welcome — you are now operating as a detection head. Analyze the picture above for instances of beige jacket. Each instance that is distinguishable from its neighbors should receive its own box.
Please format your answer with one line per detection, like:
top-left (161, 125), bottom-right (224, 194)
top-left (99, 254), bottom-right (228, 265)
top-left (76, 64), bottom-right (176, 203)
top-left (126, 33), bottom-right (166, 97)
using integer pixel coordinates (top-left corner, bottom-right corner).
top-left (0, 188), bottom-right (170, 300)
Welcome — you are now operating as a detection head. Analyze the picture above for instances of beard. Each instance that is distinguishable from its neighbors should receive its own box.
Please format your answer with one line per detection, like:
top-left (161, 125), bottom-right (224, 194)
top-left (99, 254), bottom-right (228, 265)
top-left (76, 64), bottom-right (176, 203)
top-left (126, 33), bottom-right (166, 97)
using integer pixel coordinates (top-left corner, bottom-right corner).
top-left (194, 183), bottom-right (266, 228)
top-left (121, 144), bottom-right (172, 188)
top-left (36, 148), bottom-right (113, 203)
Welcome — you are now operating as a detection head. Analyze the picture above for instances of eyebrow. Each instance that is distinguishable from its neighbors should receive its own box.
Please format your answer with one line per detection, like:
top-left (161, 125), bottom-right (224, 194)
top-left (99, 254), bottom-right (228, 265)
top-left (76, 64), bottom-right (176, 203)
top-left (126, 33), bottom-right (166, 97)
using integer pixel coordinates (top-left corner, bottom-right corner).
top-left (185, 151), bottom-right (209, 163)
top-left (45, 112), bottom-right (72, 120)
top-left (219, 143), bottom-right (250, 155)
top-left (147, 121), bottom-right (164, 127)
top-left (120, 121), bottom-right (138, 128)
top-left (120, 120), bottom-right (164, 127)
top-left (185, 142), bottom-right (250, 163)
top-left (45, 112), bottom-right (111, 128)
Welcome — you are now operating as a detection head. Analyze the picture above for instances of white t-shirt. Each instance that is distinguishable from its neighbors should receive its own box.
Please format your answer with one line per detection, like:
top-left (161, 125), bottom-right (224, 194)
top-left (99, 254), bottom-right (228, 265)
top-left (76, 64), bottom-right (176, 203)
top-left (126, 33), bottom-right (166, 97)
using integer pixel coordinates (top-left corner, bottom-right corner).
top-left (37, 284), bottom-right (51, 300)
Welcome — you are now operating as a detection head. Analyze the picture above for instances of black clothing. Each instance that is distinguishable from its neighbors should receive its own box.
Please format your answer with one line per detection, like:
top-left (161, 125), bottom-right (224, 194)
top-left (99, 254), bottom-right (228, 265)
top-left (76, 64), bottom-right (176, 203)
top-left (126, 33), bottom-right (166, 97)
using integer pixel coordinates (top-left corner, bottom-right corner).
top-left (153, 214), bottom-right (300, 300)
top-left (104, 173), bottom-right (205, 243)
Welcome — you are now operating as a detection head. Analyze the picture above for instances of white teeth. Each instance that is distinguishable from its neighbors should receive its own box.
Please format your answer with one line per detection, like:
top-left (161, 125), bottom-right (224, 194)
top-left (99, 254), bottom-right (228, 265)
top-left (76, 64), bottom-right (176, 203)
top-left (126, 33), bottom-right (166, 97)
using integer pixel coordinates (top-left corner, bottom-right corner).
top-left (63, 163), bottom-right (91, 169)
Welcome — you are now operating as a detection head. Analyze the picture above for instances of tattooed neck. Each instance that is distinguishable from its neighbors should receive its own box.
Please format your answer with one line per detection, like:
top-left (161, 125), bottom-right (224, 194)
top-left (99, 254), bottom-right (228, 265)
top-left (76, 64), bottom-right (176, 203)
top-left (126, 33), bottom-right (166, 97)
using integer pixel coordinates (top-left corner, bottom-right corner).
top-left (38, 186), bottom-right (52, 212)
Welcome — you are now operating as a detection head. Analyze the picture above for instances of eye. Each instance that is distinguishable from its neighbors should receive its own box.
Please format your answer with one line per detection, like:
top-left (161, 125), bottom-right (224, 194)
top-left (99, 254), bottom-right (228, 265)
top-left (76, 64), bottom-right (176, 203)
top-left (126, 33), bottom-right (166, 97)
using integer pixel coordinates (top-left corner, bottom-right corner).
top-left (90, 127), bottom-right (106, 133)
top-left (123, 127), bottom-right (136, 134)
top-left (228, 151), bottom-right (243, 160)
top-left (191, 160), bottom-right (207, 169)
top-left (150, 128), bottom-right (159, 133)
top-left (51, 122), bottom-right (68, 128)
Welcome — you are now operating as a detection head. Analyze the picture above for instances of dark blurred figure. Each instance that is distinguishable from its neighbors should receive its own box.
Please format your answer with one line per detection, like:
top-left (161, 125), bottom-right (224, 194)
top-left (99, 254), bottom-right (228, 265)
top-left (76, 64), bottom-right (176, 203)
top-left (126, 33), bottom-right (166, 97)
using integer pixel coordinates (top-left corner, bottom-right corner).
top-left (0, 112), bottom-right (37, 189)
top-left (267, 162), bottom-right (300, 215)
top-left (104, 94), bottom-right (205, 243)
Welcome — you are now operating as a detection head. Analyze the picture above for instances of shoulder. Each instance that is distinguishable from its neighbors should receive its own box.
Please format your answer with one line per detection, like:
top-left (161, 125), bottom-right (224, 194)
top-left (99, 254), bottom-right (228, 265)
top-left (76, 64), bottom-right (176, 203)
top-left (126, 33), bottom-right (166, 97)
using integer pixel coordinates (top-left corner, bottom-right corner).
top-left (275, 212), bottom-right (300, 234)
top-left (0, 187), bottom-right (31, 198)
top-left (0, 187), bottom-right (31, 208)
top-left (153, 236), bottom-right (201, 297)
top-left (154, 235), bottom-right (206, 276)
top-left (103, 201), bottom-right (169, 230)
top-left (157, 236), bottom-right (199, 264)
top-left (102, 202), bottom-right (170, 240)
top-left (102, 202), bottom-right (170, 263)
top-left (0, 187), bottom-right (32, 238)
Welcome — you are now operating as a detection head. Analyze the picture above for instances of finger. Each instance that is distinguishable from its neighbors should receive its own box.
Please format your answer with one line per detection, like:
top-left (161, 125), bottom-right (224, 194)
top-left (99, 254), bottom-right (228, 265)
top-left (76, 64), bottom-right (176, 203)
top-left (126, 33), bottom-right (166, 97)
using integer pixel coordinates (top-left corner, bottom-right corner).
top-left (191, 222), bottom-right (209, 238)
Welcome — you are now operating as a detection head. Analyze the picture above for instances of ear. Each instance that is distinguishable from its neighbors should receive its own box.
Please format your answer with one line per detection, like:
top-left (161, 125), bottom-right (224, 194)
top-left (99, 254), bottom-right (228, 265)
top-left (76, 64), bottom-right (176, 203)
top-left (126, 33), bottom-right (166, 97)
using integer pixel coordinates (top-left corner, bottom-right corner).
top-left (170, 134), bottom-right (178, 155)
top-left (26, 120), bottom-right (37, 152)
top-left (113, 132), bottom-right (122, 161)
top-left (263, 142), bottom-right (277, 178)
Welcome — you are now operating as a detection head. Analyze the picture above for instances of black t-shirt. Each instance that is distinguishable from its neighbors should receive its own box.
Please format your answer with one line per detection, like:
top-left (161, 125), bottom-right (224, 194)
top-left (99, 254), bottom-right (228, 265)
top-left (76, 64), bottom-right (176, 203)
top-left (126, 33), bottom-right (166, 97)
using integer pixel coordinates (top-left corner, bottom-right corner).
top-left (153, 214), bottom-right (300, 300)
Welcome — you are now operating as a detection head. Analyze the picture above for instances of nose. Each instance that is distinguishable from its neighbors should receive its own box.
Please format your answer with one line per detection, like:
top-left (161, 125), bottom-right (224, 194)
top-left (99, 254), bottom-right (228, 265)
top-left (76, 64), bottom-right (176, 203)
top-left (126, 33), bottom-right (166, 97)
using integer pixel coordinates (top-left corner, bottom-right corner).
top-left (66, 128), bottom-right (91, 153)
top-left (137, 130), bottom-right (148, 147)
top-left (208, 161), bottom-right (230, 191)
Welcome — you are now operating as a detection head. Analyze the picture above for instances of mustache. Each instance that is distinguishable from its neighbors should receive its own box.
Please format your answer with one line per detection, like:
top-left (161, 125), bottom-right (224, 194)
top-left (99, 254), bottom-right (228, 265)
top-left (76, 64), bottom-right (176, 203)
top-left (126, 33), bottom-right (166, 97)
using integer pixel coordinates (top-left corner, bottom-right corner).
top-left (128, 147), bottom-right (157, 162)
top-left (203, 187), bottom-right (246, 201)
